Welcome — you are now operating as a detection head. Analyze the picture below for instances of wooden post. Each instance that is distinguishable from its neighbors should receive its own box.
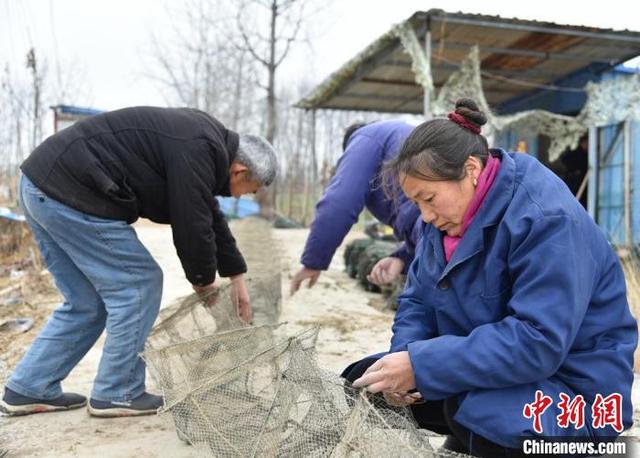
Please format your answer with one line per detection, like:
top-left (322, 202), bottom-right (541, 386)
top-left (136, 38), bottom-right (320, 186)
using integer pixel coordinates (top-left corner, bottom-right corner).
top-left (423, 17), bottom-right (432, 120)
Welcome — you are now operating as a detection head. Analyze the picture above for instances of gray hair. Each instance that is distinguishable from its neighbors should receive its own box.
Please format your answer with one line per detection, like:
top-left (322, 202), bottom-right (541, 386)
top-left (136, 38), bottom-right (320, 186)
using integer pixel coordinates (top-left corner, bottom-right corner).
top-left (236, 134), bottom-right (278, 186)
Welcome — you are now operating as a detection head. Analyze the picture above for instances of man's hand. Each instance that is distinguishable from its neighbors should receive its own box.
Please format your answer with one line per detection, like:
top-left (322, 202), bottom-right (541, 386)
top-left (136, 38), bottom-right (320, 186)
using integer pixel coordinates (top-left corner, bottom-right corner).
top-left (290, 267), bottom-right (321, 296)
top-left (230, 274), bottom-right (251, 323)
top-left (367, 257), bottom-right (404, 286)
top-left (352, 352), bottom-right (416, 394)
top-left (193, 282), bottom-right (219, 307)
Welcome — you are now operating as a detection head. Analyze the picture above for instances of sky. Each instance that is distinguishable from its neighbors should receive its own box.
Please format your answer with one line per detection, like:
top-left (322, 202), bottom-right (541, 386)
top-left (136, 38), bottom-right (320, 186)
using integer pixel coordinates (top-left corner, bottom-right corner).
top-left (1, 0), bottom-right (640, 113)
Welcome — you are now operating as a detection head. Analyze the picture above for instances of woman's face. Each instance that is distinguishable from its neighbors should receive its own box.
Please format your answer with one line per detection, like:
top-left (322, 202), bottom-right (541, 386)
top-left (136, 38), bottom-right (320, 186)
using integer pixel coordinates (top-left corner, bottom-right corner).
top-left (399, 156), bottom-right (482, 237)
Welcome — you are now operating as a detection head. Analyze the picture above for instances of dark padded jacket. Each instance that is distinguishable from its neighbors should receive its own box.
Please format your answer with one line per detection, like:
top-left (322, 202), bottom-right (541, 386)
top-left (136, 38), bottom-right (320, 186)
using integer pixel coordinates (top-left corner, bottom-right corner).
top-left (21, 106), bottom-right (246, 285)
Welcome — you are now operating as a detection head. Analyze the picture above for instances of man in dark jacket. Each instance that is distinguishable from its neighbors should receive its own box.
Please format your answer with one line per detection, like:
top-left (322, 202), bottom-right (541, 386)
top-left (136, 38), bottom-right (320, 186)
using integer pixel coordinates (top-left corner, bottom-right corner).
top-left (290, 120), bottom-right (420, 294)
top-left (0, 107), bottom-right (277, 417)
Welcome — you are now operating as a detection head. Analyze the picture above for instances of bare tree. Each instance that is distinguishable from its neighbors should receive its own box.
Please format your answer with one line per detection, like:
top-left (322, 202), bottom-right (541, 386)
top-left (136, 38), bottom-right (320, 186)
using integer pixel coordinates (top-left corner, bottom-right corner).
top-left (236, 0), bottom-right (309, 143)
top-left (0, 49), bottom-right (90, 205)
top-left (26, 48), bottom-right (43, 152)
top-left (148, 0), bottom-right (263, 133)
top-left (235, 0), bottom-right (314, 217)
top-left (149, 0), bottom-right (346, 222)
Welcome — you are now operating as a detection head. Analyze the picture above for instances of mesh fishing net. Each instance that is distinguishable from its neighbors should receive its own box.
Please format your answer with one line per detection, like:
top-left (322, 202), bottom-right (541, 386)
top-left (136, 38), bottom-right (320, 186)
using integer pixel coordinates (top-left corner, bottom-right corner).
top-left (0, 358), bottom-right (7, 388)
top-left (144, 319), bottom-right (467, 457)
top-left (144, 280), bottom-right (469, 457)
top-left (143, 217), bottom-right (468, 456)
top-left (147, 274), bottom-right (280, 351)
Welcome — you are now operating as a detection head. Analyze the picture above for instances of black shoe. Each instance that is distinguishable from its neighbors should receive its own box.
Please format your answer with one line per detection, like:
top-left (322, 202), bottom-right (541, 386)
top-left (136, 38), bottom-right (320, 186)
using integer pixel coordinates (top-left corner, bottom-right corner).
top-left (87, 392), bottom-right (163, 418)
top-left (440, 434), bottom-right (469, 454)
top-left (0, 387), bottom-right (87, 416)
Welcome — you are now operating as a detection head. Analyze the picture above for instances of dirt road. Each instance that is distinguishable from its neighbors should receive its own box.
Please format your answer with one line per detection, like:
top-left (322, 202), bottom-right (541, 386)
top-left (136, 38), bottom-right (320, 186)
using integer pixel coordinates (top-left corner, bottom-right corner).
top-left (2, 218), bottom-right (638, 456)
top-left (0, 219), bottom-right (394, 457)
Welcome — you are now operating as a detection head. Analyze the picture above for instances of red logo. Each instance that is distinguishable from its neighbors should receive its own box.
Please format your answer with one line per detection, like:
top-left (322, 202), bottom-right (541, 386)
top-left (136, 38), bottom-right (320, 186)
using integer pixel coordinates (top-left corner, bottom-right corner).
top-left (523, 390), bottom-right (553, 433)
top-left (557, 393), bottom-right (586, 429)
top-left (524, 391), bottom-right (625, 434)
top-left (592, 393), bottom-right (623, 433)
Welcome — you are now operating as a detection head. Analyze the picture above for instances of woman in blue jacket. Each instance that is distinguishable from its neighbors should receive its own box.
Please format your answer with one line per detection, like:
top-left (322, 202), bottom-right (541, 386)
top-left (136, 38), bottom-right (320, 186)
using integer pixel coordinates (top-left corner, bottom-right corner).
top-left (346, 99), bottom-right (637, 456)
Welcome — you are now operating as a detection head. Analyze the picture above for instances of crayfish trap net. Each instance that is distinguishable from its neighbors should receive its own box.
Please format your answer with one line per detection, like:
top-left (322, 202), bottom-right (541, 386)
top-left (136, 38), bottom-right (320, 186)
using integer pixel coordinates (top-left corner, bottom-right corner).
top-left (143, 323), bottom-right (448, 457)
top-left (143, 256), bottom-right (457, 456)
top-left (146, 274), bottom-right (281, 351)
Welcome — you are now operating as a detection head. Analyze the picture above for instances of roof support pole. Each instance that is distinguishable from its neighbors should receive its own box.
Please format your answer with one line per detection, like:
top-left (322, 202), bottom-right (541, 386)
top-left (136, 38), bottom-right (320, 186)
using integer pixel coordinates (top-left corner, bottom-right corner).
top-left (310, 109), bottom-right (317, 187)
top-left (423, 16), bottom-right (432, 120)
top-left (302, 109), bottom-right (317, 227)
top-left (623, 120), bottom-right (632, 247)
top-left (587, 126), bottom-right (598, 220)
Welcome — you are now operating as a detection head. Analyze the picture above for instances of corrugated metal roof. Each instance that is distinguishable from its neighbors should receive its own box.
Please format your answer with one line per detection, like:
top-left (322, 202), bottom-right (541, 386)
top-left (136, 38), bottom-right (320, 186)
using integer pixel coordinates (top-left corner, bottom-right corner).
top-left (296, 9), bottom-right (640, 114)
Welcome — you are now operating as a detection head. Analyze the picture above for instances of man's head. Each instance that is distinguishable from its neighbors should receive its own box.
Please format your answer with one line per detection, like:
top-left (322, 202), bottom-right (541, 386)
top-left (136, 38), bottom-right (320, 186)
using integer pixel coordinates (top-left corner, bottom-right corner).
top-left (229, 134), bottom-right (278, 197)
top-left (342, 122), bottom-right (369, 151)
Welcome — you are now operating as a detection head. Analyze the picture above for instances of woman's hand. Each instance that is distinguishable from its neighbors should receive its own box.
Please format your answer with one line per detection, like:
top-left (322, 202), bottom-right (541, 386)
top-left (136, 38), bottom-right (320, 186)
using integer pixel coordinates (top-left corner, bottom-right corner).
top-left (352, 352), bottom-right (416, 393)
top-left (367, 257), bottom-right (404, 286)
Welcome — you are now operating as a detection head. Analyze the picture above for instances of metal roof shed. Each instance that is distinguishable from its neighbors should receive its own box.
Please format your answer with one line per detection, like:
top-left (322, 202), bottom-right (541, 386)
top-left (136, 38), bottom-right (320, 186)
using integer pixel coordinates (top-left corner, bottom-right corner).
top-left (296, 9), bottom-right (640, 116)
top-left (50, 104), bottom-right (104, 133)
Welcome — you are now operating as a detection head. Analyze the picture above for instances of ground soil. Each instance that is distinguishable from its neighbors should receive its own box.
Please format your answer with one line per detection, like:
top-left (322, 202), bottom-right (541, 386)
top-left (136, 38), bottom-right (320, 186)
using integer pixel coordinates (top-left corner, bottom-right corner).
top-left (0, 219), bottom-right (396, 457)
top-left (1, 218), bottom-right (638, 456)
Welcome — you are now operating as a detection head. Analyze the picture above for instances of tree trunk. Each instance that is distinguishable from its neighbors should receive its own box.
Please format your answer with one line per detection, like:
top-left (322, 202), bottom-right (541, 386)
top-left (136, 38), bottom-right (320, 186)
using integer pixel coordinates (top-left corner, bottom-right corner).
top-left (302, 166), bottom-right (309, 226)
top-left (255, 0), bottom-right (279, 219)
top-left (288, 109), bottom-right (304, 218)
top-left (266, 0), bottom-right (277, 144)
top-left (27, 48), bottom-right (42, 152)
top-left (302, 109), bottom-right (317, 227)
top-left (230, 52), bottom-right (245, 131)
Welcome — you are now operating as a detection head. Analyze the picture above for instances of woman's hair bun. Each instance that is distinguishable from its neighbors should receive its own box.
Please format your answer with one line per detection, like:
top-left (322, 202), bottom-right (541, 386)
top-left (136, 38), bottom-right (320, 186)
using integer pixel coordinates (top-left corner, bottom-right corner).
top-left (454, 98), bottom-right (487, 127)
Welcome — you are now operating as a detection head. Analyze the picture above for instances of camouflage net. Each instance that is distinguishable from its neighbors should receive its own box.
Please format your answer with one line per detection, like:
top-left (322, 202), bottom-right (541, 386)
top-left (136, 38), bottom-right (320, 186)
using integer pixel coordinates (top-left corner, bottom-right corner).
top-left (395, 23), bottom-right (640, 161)
top-left (395, 22), bottom-right (433, 96)
top-left (579, 73), bottom-right (640, 127)
top-left (343, 237), bottom-right (404, 308)
top-left (356, 241), bottom-right (399, 293)
top-left (299, 19), bottom-right (640, 162)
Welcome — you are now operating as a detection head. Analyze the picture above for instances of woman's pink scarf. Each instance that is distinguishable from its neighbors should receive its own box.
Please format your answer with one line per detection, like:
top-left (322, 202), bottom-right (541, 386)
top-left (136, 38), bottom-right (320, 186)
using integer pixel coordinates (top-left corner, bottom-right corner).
top-left (443, 154), bottom-right (501, 262)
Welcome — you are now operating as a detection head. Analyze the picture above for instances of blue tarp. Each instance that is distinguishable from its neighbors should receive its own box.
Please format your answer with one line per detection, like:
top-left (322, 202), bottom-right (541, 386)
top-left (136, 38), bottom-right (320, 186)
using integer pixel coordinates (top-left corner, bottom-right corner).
top-left (217, 197), bottom-right (260, 218)
top-left (53, 105), bottom-right (104, 116)
top-left (0, 207), bottom-right (25, 222)
top-left (1, 199), bottom-right (259, 222)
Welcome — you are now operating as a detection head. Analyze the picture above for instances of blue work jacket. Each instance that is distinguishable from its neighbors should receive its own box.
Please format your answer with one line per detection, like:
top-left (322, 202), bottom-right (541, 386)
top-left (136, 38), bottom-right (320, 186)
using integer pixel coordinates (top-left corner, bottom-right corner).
top-left (391, 149), bottom-right (637, 448)
top-left (301, 120), bottom-right (420, 270)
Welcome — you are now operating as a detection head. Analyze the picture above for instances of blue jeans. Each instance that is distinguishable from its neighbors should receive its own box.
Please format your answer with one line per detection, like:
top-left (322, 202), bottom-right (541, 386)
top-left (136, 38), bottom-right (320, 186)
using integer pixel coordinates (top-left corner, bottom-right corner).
top-left (7, 175), bottom-right (163, 403)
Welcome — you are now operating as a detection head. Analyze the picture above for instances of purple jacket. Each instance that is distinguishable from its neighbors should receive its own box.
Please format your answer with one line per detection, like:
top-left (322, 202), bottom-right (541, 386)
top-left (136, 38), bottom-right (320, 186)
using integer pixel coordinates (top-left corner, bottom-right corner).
top-left (301, 120), bottom-right (420, 270)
